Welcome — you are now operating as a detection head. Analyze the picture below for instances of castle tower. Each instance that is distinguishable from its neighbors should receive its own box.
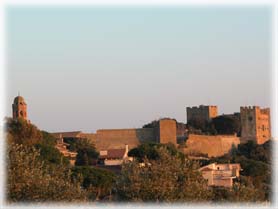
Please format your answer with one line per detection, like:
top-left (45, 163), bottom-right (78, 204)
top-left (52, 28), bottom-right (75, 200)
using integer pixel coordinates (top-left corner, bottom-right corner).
top-left (186, 105), bottom-right (218, 123)
top-left (240, 106), bottom-right (271, 144)
top-left (12, 95), bottom-right (28, 121)
top-left (155, 119), bottom-right (177, 145)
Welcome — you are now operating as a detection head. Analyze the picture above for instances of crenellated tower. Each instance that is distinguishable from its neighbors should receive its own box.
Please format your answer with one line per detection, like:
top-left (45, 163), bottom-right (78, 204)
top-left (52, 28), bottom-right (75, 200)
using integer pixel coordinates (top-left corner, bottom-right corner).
top-left (240, 106), bottom-right (271, 144)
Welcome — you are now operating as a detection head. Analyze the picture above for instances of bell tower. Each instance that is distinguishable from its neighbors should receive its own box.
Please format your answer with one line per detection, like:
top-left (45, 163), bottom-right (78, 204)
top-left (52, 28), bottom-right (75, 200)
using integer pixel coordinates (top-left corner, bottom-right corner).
top-left (12, 95), bottom-right (28, 121)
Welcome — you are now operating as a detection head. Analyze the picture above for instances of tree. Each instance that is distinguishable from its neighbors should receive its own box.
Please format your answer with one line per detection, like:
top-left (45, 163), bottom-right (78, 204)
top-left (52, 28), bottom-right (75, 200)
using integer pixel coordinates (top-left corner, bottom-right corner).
top-left (128, 142), bottom-right (184, 162)
top-left (116, 147), bottom-right (212, 202)
top-left (71, 166), bottom-right (116, 201)
top-left (142, 120), bottom-right (159, 128)
top-left (211, 115), bottom-right (240, 135)
top-left (7, 143), bottom-right (88, 202)
top-left (5, 118), bottom-right (42, 145)
top-left (40, 130), bottom-right (57, 147)
top-left (187, 118), bottom-right (217, 135)
top-left (211, 183), bottom-right (262, 202)
top-left (35, 143), bottom-right (69, 166)
top-left (74, 138), bottom-right (99, 166)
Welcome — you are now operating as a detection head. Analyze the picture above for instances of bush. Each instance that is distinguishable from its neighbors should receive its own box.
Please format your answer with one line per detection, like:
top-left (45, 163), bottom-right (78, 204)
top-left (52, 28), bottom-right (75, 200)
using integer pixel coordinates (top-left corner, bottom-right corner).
top-left (7, 143), bottom-right (88, 202)
top-left (5, 118), bottom-right (42, 145)
top-left (117, 147), bottom-right (212, 202)
top-left (71, 166), bottom-right (116, 200)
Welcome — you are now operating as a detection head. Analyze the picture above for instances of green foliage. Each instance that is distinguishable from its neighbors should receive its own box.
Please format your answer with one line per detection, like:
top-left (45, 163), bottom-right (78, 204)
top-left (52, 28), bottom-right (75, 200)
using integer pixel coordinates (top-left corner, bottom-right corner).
top-left (5, 117), bottom-right (42, 145)
top-left (204, 140), bottom-right (272, 202)
top-left (35, 143), bottom-right (69, 166)
top-left (63, 138), bottom-right (99, 166)
top-left (7, 143), bottom-right (88, 202)
top-left (211, 182), bottom-right (262, 202)
top-left (211, 115), bottom-right (240, 135)
top-left (40, 130), bottom-right (57, 146)
top-left (128, 142), bottom-right (183, 162)
top-left (116, 147), bottom-right (212, 202)
top-left (187, 118), bottom-right (217, 135)
top-left (73, 138), bottom-right (99, 166)
top-left (72, 166), bottom-right (116, 200)
top-left (142, 120), bottom-right (159, 128)
top-left (238, 140), bottom-right (271, 163)
top-left (235, 156), bottom-right (269, 177)
top-left (187, 114), bottom-right (240, 136)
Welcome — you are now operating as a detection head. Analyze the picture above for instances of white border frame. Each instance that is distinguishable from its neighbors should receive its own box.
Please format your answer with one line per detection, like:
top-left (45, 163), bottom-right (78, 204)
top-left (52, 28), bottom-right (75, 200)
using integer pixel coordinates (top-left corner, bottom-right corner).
top-left (0, 0), bottom-right (277, 208)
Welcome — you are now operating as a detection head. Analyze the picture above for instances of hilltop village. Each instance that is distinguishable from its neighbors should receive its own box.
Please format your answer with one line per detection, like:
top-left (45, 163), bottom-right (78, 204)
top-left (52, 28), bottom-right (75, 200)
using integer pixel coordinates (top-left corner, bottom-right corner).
top-left (10, 95), bottom-right (271, 188)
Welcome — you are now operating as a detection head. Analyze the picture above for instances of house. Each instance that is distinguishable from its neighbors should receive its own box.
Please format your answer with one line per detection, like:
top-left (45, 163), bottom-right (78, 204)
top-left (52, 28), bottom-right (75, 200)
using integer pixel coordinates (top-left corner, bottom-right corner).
top-left (98, 144), bottom-right (133, 166)
top-left (55, 134), bottom-right (78, 165)
top-left (199, 163), bottom-right (241, 188)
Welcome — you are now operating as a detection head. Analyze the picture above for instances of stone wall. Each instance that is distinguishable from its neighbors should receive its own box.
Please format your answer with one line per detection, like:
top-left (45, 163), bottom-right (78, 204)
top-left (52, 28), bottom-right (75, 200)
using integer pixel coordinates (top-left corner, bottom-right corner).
top-left (92, 128), bottom-right (155, 150)
top-left (158, 119), bottom-right (177, 145)
top-left (186, 105), bottom-right (218, 123)
top-left (256, 108), bottom-right (271, 144)
top-left (240, 106), bottom-right (271, 144)
top-left (184, 134), bottom-right (240, 157)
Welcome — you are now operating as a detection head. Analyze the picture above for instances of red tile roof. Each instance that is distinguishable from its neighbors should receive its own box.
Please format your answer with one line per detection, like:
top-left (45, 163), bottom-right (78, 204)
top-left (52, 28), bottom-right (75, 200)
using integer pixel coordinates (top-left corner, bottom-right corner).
top-left (200, 167), bottom-right (213, 171)
top-left (99, 148), bottom-right (126, 159)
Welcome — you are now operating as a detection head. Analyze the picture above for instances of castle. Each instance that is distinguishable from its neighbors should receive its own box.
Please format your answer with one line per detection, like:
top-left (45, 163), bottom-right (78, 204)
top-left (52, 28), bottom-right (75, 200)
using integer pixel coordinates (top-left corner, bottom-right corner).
top-left (187, 105), bottom-right (218, 122)
top-left (52, 118), bottom-right (177, 152)
top-left (240, 106), bottom-right (271, 144)
top-left (186, 105), bottom-right (271, 145)
top-left (12, 96), bottom-right (271, 158)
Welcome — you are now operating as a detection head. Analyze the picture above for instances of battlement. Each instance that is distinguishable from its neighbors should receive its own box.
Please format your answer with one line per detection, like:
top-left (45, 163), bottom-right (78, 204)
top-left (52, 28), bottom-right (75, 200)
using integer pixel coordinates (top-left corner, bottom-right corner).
top-left (240, 106), bottom-right (271, 144)
top-left (260, 108), bottom-right (270, 115)
top-left (187, 105), bottom-right (217, 110)
top-left (187, 105), bottom-right (218, 123)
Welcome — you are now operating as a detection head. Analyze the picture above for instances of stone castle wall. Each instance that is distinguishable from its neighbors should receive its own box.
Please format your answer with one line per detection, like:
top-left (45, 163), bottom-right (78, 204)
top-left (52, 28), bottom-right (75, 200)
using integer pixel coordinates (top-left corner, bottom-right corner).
top-left (185, 134), bottom-right (240, 157)
top-left (256, 108), bottom-right (271, 144)
top-left (92, 128), bottom-right (155, 150)
top-left (158, 119), bottom-right (177, 145)
top-left (240, 106), bottom-right (271, 144)
top-left (82, 120), bottom-right (177, 151)
top-left (187, 105), bottom-right (218, 123)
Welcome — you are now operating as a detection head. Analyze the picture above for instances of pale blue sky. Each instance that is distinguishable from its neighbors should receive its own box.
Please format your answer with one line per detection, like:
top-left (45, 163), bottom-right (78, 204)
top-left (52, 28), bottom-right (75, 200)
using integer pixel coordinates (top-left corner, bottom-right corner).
top-left (6, 6), bottom-right (272, 132)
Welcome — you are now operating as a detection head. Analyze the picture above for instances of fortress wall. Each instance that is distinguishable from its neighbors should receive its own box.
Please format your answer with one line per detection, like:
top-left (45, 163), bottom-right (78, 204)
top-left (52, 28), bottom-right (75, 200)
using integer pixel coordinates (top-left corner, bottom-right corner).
top-left (159, 119), bottom-right (177, 145)
top-left (187, 105), bottom-right (218, 123)
top-left (240, 106), bottom-right (271, 144)
top-left (185, 134), bottom-right (240, 157)
top-left (80, 133), bottom-right (98, 144)
top-left (257, 108), bottom-right (271, 144)
top-left (95, 128), bottom-right (155, 150)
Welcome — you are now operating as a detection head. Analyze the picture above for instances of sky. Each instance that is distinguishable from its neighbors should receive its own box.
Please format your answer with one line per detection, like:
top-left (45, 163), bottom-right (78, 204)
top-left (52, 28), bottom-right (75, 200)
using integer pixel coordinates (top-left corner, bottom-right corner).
top-left (5, 6), bottom-right (272, 133)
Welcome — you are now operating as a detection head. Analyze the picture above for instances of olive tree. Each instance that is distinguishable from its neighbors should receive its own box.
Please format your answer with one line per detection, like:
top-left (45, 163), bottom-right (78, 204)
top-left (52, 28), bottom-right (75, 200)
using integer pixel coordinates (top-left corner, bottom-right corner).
top-left (116, 147), bottom-right (212, 202)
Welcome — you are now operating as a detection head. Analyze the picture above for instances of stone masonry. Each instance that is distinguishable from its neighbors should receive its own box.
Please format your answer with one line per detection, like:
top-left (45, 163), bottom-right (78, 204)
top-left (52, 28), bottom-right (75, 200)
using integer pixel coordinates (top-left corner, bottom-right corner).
top-left (186, 105), bottom-right (218, 123)
top-left (185, 134), bottom-right (240, 157)
top-left (240, 106), bottom-right (271, 144)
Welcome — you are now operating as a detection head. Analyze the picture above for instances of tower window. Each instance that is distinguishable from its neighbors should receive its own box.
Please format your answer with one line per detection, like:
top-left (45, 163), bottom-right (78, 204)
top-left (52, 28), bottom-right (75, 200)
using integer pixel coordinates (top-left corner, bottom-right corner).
top-left (248, 116), bottom-right (253, 121)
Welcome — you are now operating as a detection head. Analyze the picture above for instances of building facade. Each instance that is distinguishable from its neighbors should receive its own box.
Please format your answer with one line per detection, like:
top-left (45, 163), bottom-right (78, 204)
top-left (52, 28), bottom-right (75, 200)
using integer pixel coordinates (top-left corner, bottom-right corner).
top-left (155, 119), bottom-right (177, 145)
top-left (199, 163), bottom-right (241, 188)
top-left (240, 106), bottom-right (271, 144)
top-left (98, 144), bottom-right (133, 166)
